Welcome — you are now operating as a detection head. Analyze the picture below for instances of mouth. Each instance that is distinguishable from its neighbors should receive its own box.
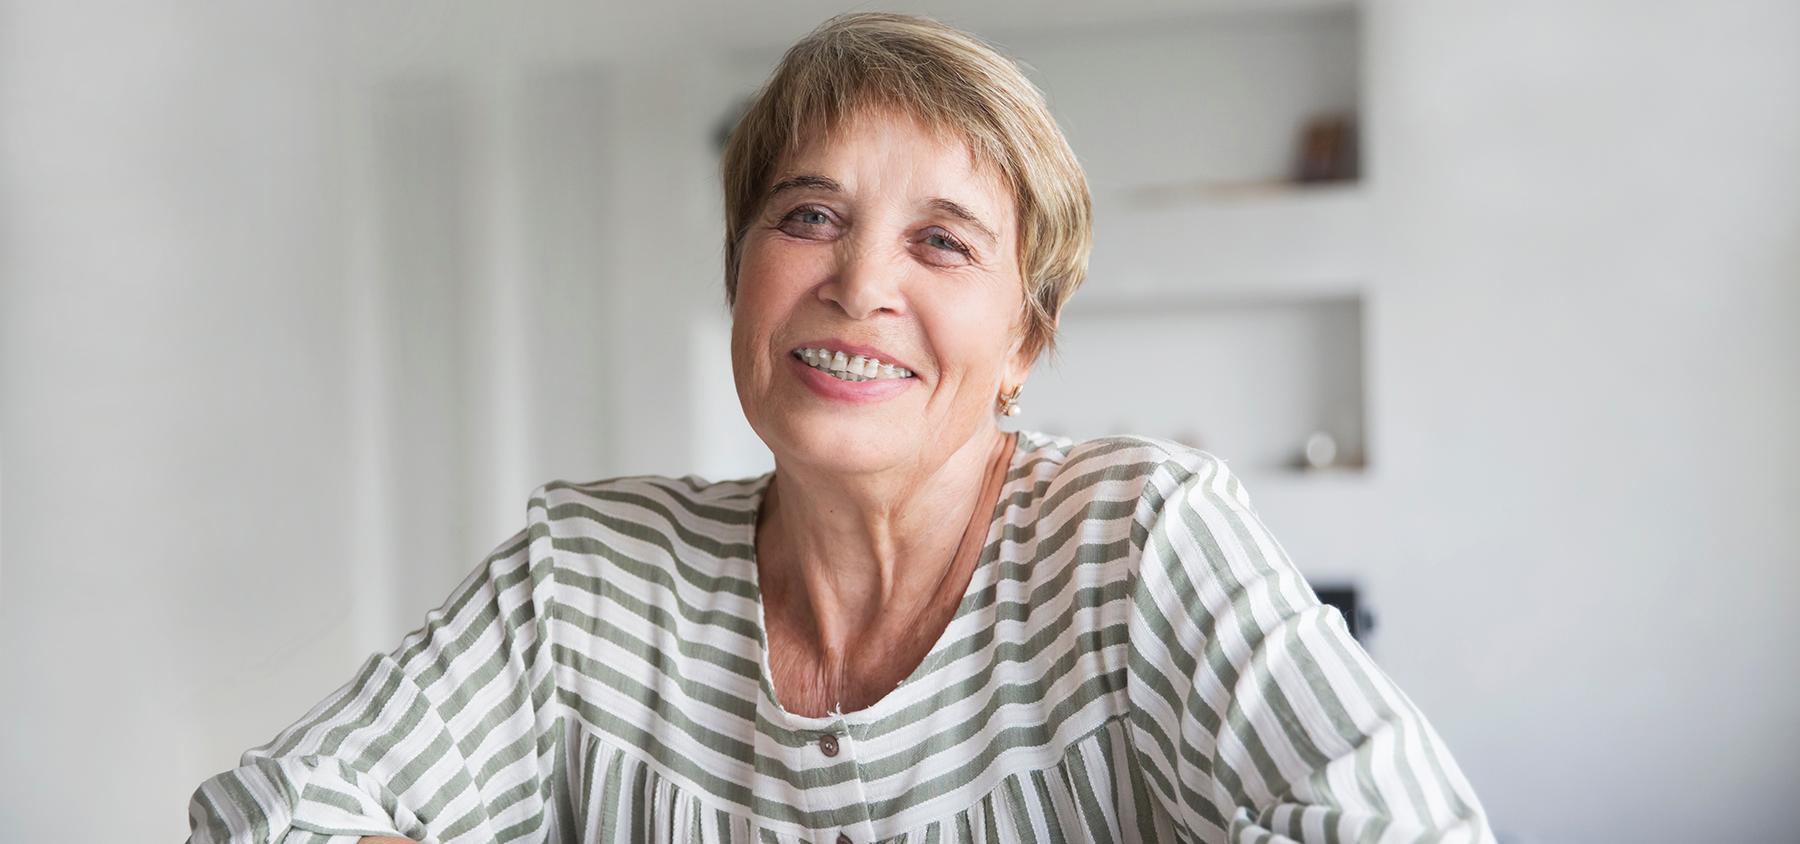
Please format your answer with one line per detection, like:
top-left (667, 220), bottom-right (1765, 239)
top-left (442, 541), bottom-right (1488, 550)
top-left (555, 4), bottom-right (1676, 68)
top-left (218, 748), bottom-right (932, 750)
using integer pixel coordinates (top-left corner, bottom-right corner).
top-left (789, 346), bottom-right (917, 383)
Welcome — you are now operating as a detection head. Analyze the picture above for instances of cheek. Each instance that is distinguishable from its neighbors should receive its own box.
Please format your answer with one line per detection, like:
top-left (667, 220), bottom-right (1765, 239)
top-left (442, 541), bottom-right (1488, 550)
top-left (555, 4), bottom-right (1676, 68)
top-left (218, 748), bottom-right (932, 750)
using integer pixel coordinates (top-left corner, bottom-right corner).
top-left (734, 243), bottom-right (786, 327)
top-left (731, 239), bottom-right (813, 375)
top-left (730, 303), bottom-right (782, 400)
top-left (739, 232), bottom-right (830, 299)
top-left (922, 296), bottom-right (1017, 384)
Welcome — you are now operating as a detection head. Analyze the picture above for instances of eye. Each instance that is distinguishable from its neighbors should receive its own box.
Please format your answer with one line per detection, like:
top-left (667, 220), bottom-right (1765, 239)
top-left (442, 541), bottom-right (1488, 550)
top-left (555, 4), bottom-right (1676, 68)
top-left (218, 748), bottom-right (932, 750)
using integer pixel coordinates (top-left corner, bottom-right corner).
top-left (922, 229), bottom-right (972, 258)
top-left (777, 205), bottom-right (839, 239)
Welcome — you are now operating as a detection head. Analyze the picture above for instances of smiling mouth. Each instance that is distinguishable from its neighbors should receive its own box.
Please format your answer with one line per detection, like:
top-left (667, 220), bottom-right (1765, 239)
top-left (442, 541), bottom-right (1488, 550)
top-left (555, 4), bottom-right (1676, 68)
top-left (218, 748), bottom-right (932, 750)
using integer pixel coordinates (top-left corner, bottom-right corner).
top-left (792, 347), bottom-right (916, 382)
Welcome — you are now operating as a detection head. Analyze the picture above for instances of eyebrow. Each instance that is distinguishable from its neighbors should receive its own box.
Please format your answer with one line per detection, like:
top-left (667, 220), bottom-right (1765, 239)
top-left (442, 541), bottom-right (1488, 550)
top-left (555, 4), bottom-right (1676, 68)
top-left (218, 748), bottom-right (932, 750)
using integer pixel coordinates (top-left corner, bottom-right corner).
top-left (765, 174), bottom-right (842, 200)
top-left (927, 197), bottom-right (999, 246)
top-left (764, 173), bottom-right (1000, 246)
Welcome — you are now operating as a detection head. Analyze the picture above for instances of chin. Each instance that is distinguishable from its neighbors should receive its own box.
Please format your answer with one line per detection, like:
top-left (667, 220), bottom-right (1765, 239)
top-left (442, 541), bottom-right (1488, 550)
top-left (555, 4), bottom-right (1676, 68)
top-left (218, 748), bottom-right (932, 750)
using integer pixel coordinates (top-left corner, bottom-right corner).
top-left (766, 416), bottom-right (914, 475)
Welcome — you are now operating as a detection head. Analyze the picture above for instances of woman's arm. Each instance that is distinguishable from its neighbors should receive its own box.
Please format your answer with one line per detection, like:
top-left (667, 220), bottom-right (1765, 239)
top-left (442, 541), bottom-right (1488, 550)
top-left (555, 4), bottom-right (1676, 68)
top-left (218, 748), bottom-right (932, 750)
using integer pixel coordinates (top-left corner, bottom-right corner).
top-left (187, 494), bottom-right (560, 844)
top-left (1125, 450), bottom-right (1494, 843)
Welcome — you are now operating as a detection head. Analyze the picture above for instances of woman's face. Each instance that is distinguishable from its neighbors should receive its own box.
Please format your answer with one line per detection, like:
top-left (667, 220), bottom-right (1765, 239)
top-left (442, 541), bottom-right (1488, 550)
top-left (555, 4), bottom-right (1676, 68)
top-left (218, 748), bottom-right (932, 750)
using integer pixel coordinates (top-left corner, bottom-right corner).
top-left (730, 108), bottom-right (1032, 479)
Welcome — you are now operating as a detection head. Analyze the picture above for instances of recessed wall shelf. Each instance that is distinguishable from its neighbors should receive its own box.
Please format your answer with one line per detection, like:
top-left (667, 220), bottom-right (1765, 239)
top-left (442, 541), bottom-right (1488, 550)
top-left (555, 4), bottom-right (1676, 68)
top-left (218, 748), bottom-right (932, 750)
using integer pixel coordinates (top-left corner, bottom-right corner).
top-left (1115, 177), bottom-right (1361, 209)
top-left (1010, 292), bottom-right (1369, 477)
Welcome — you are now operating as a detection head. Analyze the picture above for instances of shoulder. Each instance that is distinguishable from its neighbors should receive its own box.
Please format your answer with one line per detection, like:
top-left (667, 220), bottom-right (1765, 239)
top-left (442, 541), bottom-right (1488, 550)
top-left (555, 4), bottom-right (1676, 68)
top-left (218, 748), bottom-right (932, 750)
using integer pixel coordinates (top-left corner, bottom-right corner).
top-left (526, 471), bottom-right (765, 592)
top-left (532, 471), bottom-right (766, 530)
top-left (1014, 430), bottom-right (1250, 527)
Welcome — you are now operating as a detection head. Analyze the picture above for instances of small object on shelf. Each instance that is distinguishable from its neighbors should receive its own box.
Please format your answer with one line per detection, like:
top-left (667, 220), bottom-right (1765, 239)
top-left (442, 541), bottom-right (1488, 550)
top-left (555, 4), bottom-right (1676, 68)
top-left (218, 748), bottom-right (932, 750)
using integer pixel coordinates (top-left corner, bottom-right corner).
top-left (1294, 113), bottom-right (1359, 183)
top-left (1303, 431), bottom-right (1339, 470)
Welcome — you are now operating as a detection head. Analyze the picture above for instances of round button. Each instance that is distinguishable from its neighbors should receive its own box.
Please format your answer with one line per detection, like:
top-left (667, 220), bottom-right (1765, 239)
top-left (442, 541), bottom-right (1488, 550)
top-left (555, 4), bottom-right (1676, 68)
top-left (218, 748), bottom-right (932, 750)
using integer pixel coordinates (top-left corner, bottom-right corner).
top-left (836, 835), bottom-right (852, 844)
top-left (818, 733), bottom-right (840, 757)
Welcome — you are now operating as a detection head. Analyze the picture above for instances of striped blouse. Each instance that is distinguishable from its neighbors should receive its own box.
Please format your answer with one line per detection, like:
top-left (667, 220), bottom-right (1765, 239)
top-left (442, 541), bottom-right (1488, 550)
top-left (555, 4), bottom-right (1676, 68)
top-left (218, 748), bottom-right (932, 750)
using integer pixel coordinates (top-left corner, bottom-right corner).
top-left (188, 431), bottom-right (1494, 843)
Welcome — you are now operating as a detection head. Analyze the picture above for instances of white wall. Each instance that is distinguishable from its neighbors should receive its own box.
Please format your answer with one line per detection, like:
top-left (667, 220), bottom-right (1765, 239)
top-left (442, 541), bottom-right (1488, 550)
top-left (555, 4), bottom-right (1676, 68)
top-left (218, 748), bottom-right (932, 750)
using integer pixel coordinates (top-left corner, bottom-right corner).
top-left (1364, 4), bottom-right (1800, 840)
top-left (2, 1), bottom-right (1795, 842)
top-left (0, 2), bottom-right (366, 839)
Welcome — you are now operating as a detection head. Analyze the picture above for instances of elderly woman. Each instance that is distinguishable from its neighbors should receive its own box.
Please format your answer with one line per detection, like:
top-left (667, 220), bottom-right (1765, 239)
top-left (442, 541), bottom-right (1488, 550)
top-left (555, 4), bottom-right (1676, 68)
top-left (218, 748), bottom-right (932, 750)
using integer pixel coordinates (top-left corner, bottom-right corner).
top-left (189, 13), bottom-right (1492, 844)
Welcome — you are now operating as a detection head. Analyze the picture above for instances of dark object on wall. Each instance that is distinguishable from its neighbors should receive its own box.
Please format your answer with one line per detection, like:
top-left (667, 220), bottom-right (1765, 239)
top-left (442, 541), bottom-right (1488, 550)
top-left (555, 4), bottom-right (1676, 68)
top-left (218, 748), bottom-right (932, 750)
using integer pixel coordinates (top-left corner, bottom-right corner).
top-left (1314, 584), bottom-right (1376, 642)
top-left (714, 96), bottom-right (753, 153)
top-left (1294, 114), bottom-right (1360, 182)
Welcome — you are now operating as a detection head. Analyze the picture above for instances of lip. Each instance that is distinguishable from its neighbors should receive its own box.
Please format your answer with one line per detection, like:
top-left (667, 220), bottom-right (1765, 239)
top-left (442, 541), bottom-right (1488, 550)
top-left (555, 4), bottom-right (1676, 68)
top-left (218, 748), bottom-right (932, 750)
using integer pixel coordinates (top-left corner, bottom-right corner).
top-left (786, 351), bottom-right (916, 404)
top-left (789, 339), bottom-right (917, 375)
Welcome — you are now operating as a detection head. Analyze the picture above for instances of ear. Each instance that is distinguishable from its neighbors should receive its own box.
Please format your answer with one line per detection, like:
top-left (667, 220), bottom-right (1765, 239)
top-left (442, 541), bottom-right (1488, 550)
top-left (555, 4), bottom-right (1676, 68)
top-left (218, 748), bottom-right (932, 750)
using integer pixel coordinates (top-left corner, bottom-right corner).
top-left (1004, 312), bottom-right (1054, 389)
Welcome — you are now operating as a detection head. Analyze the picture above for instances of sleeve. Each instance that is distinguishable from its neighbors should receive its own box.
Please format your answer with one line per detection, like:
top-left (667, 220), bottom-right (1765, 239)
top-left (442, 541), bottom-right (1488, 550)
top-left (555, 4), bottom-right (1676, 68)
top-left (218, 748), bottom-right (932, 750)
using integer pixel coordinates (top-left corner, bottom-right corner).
top-left (1124, 451), bottom-right (1495, 844)
top-left (187, 494), bottom-right (562, 844)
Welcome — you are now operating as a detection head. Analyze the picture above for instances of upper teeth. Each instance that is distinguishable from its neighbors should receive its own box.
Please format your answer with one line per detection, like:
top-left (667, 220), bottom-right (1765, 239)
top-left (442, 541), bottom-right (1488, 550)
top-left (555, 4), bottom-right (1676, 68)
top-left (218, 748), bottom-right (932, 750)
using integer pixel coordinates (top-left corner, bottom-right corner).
top-left (795, 347), bottom-right (914, 381)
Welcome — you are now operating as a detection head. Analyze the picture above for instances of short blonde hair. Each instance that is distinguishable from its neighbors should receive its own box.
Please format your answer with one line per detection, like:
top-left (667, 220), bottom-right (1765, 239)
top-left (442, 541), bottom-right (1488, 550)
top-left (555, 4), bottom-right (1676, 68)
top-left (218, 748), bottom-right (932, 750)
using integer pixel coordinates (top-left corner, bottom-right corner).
top-left (720, 12), bottom-right (1092, 364)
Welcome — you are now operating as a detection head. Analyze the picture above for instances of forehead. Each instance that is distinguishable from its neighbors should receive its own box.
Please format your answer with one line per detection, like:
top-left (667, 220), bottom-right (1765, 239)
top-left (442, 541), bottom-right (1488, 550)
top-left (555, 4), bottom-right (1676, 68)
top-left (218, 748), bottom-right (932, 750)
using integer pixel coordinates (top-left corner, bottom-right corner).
top-left (773, 109), bottom-right (1014, 221)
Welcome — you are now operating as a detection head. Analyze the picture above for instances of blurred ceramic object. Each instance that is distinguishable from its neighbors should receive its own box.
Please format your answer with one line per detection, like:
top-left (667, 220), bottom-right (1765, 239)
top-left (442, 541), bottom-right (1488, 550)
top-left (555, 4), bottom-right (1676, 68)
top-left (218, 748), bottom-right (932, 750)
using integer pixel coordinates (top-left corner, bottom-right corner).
top-left (1303, 431), bottom-right (1338, 469)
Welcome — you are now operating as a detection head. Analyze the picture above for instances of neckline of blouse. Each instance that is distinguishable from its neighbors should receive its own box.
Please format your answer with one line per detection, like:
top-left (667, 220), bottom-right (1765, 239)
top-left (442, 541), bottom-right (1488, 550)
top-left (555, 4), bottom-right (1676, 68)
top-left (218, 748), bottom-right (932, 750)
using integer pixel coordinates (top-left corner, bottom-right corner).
top-left (738, 429), bottom-right (1040, 731)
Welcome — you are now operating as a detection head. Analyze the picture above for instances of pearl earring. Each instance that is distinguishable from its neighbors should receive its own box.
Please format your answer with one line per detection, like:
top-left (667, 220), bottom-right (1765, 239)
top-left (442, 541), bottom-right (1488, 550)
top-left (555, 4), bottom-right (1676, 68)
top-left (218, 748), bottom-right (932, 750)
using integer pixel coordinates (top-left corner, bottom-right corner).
top-left (998, 384), bottom-right (1024, 417)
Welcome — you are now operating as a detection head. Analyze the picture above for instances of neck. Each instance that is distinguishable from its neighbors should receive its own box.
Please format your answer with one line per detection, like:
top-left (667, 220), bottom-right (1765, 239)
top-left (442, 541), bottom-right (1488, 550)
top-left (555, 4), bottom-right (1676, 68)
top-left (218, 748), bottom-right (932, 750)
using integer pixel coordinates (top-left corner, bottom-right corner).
top-left (756, 426), bottom-right (1016, 659)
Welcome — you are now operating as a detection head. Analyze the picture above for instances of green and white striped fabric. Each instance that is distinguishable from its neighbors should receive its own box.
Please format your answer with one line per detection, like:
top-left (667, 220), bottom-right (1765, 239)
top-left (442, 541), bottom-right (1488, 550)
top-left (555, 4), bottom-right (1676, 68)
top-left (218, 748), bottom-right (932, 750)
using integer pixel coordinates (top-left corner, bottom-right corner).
top-left (188, 431), bottom-right (1493, 843)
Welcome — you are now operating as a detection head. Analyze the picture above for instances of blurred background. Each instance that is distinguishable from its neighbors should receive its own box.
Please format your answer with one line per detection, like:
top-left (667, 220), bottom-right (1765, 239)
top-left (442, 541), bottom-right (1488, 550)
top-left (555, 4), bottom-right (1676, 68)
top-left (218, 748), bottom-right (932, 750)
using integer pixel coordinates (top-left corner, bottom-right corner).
top-left (2, 0), bottom-right (1797, 841)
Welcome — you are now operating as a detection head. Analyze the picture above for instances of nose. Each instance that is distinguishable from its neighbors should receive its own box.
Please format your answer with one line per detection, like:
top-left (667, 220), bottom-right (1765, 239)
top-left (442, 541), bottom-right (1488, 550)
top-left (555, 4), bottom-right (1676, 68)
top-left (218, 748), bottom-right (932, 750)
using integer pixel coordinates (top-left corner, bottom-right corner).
top-left (818, 238), bottom-right (903, 321)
